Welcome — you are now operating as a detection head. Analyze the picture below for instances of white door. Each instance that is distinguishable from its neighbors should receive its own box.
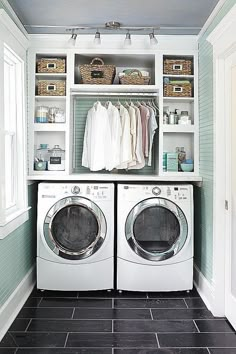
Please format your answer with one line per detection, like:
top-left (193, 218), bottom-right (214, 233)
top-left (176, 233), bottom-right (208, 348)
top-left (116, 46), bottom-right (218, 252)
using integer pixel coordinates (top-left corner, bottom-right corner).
top-left (225, 52), bottom-right (236, 329)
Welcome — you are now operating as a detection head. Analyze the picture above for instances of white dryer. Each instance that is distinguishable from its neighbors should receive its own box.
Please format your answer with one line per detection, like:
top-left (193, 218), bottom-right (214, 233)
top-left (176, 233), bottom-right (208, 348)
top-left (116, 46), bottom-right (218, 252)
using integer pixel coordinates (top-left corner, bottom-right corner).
top-left (37, 182), bottom-right (114, 291)
top-left (117, 184), bottom-right (193, 292)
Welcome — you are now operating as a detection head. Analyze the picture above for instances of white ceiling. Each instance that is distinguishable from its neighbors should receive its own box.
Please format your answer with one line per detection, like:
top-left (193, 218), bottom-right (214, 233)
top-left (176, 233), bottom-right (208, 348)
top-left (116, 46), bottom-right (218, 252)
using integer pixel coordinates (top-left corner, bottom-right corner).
top-left (7, 0), bottom-right (220, 35)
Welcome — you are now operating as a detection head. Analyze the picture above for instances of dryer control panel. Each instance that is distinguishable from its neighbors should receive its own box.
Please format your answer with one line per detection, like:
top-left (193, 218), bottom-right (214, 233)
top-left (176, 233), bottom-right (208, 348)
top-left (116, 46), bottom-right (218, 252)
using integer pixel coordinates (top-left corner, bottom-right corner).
top-left (120, 184), bottom-right (192, 202)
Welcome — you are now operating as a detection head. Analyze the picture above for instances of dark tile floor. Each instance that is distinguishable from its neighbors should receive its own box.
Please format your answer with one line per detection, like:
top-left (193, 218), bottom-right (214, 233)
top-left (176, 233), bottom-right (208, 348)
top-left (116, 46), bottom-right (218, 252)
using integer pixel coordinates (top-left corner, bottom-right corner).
top-left (0, 287), bottom-right (236, 353)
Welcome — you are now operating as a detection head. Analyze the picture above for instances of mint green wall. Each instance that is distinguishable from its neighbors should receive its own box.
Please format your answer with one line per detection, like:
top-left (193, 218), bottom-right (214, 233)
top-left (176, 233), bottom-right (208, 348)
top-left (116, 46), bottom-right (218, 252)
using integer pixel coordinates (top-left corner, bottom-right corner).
top-left (195, 0), bottom-right (236, 282)
top-left (0, 183), bottom-right (37, 307)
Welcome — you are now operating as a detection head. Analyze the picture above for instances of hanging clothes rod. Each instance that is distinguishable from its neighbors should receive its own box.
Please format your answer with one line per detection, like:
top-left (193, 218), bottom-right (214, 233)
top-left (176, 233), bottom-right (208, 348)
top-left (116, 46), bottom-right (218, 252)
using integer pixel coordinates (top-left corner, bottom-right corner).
top-left (71, 92), bottom-right (158, 97)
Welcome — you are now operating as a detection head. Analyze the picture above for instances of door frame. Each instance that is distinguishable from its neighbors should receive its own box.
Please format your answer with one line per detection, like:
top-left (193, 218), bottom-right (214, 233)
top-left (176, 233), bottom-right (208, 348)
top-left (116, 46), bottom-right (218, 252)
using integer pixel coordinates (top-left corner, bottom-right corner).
top-left (207, 4), bottom-right (236, 316)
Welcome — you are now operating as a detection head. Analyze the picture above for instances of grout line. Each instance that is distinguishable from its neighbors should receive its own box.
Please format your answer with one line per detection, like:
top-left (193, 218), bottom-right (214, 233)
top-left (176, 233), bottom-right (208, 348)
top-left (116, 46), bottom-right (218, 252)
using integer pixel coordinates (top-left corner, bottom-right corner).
top-left (193, 319), bottom-right (200, 332)
top-left (155, 332), bottom-right (160, 348)
top-left (64, 332), bottom-right (69, 348)
top-left (112, 319), bottom-right (114, 333)
top-left (25, 318), bottom-right (32, 332)
top-left (207, 348), bottom-right (211, 354)
top-left (183, 298), bottom-right (189, 308)
top-left (150, 308), bottom-right (154, 320)
top-left (112, 298), bottom-right (114, 308)
top-left (71, 308), bottom-right (75, 319)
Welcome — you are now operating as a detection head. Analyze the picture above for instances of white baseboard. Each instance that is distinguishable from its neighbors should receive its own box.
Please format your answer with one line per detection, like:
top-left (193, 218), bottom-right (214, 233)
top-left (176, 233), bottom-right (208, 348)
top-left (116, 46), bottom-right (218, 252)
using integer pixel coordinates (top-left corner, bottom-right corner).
top-left (193, 264), bottom-right (214, 312)
top-left (0, 264), bottom-right (36, 341)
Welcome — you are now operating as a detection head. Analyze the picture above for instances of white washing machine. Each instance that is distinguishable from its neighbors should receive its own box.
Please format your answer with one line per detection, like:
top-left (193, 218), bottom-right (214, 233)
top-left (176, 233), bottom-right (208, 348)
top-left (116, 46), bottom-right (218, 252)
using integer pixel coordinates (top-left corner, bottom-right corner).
top-left (117, 184), bottom-right (193, 292)
top-left (37, 182), bottom-right (114, 291)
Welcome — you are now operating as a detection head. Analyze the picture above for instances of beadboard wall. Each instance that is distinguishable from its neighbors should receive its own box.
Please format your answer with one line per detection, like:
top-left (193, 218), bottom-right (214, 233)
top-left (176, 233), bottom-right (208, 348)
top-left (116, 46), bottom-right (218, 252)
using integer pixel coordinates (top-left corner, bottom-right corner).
top-left (73, 97), bottom-right (157, 175)
top-left (0, 183), bottom-right (37, 307)
top-left (195, 0), bottom-right (236, 282)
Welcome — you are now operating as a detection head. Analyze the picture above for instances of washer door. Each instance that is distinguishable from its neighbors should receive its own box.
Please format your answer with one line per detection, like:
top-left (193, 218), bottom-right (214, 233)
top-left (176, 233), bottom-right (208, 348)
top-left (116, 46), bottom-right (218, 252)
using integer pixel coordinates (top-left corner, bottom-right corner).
top-left (125, 197), bottom-right (188, 261)
top-left (43, 196), bottom-right (106, 260)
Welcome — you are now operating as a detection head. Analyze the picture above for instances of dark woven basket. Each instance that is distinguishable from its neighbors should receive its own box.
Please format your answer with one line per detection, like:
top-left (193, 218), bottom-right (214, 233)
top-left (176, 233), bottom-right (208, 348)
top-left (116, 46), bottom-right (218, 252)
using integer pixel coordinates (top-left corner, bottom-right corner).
top-left (37, 80), bottom-right (66, 96)
top-left (79, 57), bottom-right (116, 84)
top-left (164, 59), bottom-right (192, 75)
top-left (164, 82), bottom-right (192, 97)
top-left (37, 58), bottom-right (66, 73)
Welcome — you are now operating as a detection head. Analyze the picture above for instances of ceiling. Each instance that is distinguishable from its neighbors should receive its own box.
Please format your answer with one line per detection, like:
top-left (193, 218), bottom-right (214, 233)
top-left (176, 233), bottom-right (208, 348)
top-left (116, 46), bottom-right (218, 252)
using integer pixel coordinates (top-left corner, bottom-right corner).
top-left (7, 0), bottom-right (220, 35)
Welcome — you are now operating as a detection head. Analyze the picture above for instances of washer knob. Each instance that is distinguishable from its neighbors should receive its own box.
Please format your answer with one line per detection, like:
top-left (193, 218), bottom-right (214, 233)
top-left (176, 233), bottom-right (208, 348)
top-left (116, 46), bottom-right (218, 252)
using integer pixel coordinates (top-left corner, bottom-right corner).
top-left (152, 186), bottom-right (161, 196)
top-left (71, 186), bottom-right (80, 194)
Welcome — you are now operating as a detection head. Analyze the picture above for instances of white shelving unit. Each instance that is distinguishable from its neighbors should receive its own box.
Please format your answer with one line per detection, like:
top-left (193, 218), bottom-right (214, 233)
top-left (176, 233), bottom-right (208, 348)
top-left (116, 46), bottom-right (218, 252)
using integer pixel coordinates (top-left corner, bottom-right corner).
top-left (27, 43), bottom-right (201, 183)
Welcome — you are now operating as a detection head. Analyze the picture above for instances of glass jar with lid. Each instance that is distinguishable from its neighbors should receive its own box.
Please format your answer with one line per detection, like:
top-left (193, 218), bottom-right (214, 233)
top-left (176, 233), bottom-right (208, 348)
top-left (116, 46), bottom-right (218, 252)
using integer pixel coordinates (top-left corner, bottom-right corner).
top-left (48, 145), bottom-right (65, 171)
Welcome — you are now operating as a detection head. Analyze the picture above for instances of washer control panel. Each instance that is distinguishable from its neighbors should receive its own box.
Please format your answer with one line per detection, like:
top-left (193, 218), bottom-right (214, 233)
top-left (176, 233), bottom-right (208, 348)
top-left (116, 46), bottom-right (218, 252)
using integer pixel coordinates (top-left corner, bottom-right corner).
top-left (39, 183), bottom-right (112, 200)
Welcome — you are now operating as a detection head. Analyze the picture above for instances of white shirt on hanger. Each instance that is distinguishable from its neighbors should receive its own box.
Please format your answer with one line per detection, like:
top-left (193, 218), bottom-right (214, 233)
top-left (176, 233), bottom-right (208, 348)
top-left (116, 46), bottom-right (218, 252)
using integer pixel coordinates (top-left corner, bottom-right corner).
top-left (82, 101), bottom-right (112, 171)
top-left (116, 104), bottom-right (132, 169)
top-left (128, 104), bottom-right (145, 170)
top-left (106, 102), bottom-right (122, 170)
top-left (127, 105), bottom-right (137, 167)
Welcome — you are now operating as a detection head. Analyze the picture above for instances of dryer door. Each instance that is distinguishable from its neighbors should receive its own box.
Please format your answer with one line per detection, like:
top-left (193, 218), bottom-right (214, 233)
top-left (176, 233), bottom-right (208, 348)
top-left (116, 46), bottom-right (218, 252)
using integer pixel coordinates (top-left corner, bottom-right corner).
top-left (125, 197), bottom-right (188, 261)
top-left (43, 196), bottom-right (106, 260)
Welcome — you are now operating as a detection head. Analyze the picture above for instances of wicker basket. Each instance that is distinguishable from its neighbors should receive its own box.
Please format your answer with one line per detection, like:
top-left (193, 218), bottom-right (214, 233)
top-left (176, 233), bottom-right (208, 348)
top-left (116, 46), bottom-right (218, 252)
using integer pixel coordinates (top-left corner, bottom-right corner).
top-left (119, 69), bottom-right (150, 85)
top-left (38, 80), bottom-right (66, 96)
top-left (37, 58), bottom-right (66, 73)
top-left (79, 57), bottom-right (116, 84)
top-left (164, 58), bottom-right (192, 75)
top-left (164, 82), bottom-right (192, 97)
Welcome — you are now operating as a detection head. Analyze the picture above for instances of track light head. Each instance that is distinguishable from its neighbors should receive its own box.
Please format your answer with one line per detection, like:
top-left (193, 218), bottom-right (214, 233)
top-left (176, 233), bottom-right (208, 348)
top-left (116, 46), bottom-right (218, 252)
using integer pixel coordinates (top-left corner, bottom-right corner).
top-left (68, 33), bottom-right (77, 46)
top-left (94, 31), bottom-right (101, 45)
top-left (124, 32), bottom-right (132, 47)
top-left (149, 32), bottom-right (158, 47)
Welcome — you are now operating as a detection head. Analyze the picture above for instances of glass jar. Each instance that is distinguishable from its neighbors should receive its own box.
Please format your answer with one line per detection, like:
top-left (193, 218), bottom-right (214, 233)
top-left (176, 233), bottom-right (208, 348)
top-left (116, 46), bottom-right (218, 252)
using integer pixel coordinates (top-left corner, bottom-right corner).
top-left (34, 144), bottom-right (49, 170)
top-left (48, 107), bottom-right (58, 123)
top-left (48, 145), bottom-right (65, 171)
top-left (35, 106), bottom-right (48, 123)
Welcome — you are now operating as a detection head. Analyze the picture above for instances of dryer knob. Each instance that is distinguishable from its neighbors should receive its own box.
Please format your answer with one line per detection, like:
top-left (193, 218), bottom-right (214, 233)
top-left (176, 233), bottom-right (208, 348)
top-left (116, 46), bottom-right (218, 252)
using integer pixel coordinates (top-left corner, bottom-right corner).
top-left (152, 187), bottom-right (161, 196)
top-left (71, 186), bottom-right (80, 194)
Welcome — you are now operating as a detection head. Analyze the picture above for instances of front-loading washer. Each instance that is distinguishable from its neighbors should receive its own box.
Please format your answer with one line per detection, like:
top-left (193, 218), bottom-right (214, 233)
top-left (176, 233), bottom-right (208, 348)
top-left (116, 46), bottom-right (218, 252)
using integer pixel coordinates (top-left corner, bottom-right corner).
top-left (117, 184), bottom-right (193, 292)
top-left (37, 182), bottom-right (114, 291)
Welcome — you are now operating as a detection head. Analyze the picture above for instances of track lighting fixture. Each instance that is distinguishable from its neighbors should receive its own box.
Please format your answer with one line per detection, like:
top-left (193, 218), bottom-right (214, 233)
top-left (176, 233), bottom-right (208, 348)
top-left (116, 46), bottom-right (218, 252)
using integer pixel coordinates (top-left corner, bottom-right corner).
top-left (68, 33), bottom-right (77, 46)
top-left (66, 22), bottom-right (159, 47)
top-left (124, 32), bottom-right (132, 47)
top-left (94, 30), bottom-right (101, 45)
top-left (149, 32), bottom-right (158, 47)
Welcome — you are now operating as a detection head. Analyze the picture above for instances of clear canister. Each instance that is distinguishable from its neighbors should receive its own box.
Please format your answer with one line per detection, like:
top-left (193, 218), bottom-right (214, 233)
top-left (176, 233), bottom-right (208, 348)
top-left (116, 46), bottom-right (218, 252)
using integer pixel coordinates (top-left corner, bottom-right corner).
top-left (48, 145), bottom-right (65, 171)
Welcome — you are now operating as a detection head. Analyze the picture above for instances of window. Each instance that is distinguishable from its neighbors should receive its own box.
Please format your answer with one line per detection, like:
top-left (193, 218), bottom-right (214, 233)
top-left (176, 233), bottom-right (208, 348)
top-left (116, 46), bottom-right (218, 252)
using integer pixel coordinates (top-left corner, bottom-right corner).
top-left (0, 10), bottom-right (29, 239)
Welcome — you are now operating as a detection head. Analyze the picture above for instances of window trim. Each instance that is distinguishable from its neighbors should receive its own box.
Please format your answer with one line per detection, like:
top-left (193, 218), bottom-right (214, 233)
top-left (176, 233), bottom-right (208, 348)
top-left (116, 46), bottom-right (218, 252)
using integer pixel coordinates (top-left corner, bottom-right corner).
top-left (0, 10), bottom-right (29, 239)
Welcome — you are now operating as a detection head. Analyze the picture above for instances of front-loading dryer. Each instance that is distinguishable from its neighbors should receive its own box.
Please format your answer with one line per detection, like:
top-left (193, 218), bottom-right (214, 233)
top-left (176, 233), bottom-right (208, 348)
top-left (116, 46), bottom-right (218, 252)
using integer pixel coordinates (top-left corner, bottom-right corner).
top-left (117, 184), bottom-right (193, 292)
top-left (37, 182), bottom-right (114, 291)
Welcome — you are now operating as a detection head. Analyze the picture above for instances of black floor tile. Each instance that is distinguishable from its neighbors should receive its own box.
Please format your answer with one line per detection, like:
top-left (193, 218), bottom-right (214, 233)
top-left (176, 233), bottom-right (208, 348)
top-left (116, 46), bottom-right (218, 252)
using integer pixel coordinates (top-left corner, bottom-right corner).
top-left (114, 320), bottom-right (198, 333)
top-left (0, 333), bottom-right (16, 347)
top-left (9, 319), bottom-right (31, 332)
top-left (17, 307), bottom-right (73, 319)
top-left (114, 299), bottom-right (187, 309)
top-left (158, 333), bottom-right (236, 347)
top-left (30, 288), bottom-right (78, 298)
top-left (0, 349), bottom-right (16, 354)
top-left (9, 332), bottom-right (66, 348)
top-left (23, 298), bottom-right (42, 308)
top-left (151, 309), bottom-right (214, 320)
top-left (16, 349), bottom-right (112, 354)
top-left (73, 308), bottom-right (152, 320)
top-left (78, 290), bottom-right (148, 298)
top-left (147, 288), bottom-right (200, 299)
top-left (66, 333), bottom-right (157, 348)
top-left (27, 319), bottom-right (112, 332)
top-left (196, 319), bottom-right (235, 333)
top-left (184, 298), bottom-right (207, 309)
top-left (114, 349), bottom-right (209, 354)
top-left (209, 349), bottom-right (236, 353)
top-left (39, 298), bottom-right (112, 308)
